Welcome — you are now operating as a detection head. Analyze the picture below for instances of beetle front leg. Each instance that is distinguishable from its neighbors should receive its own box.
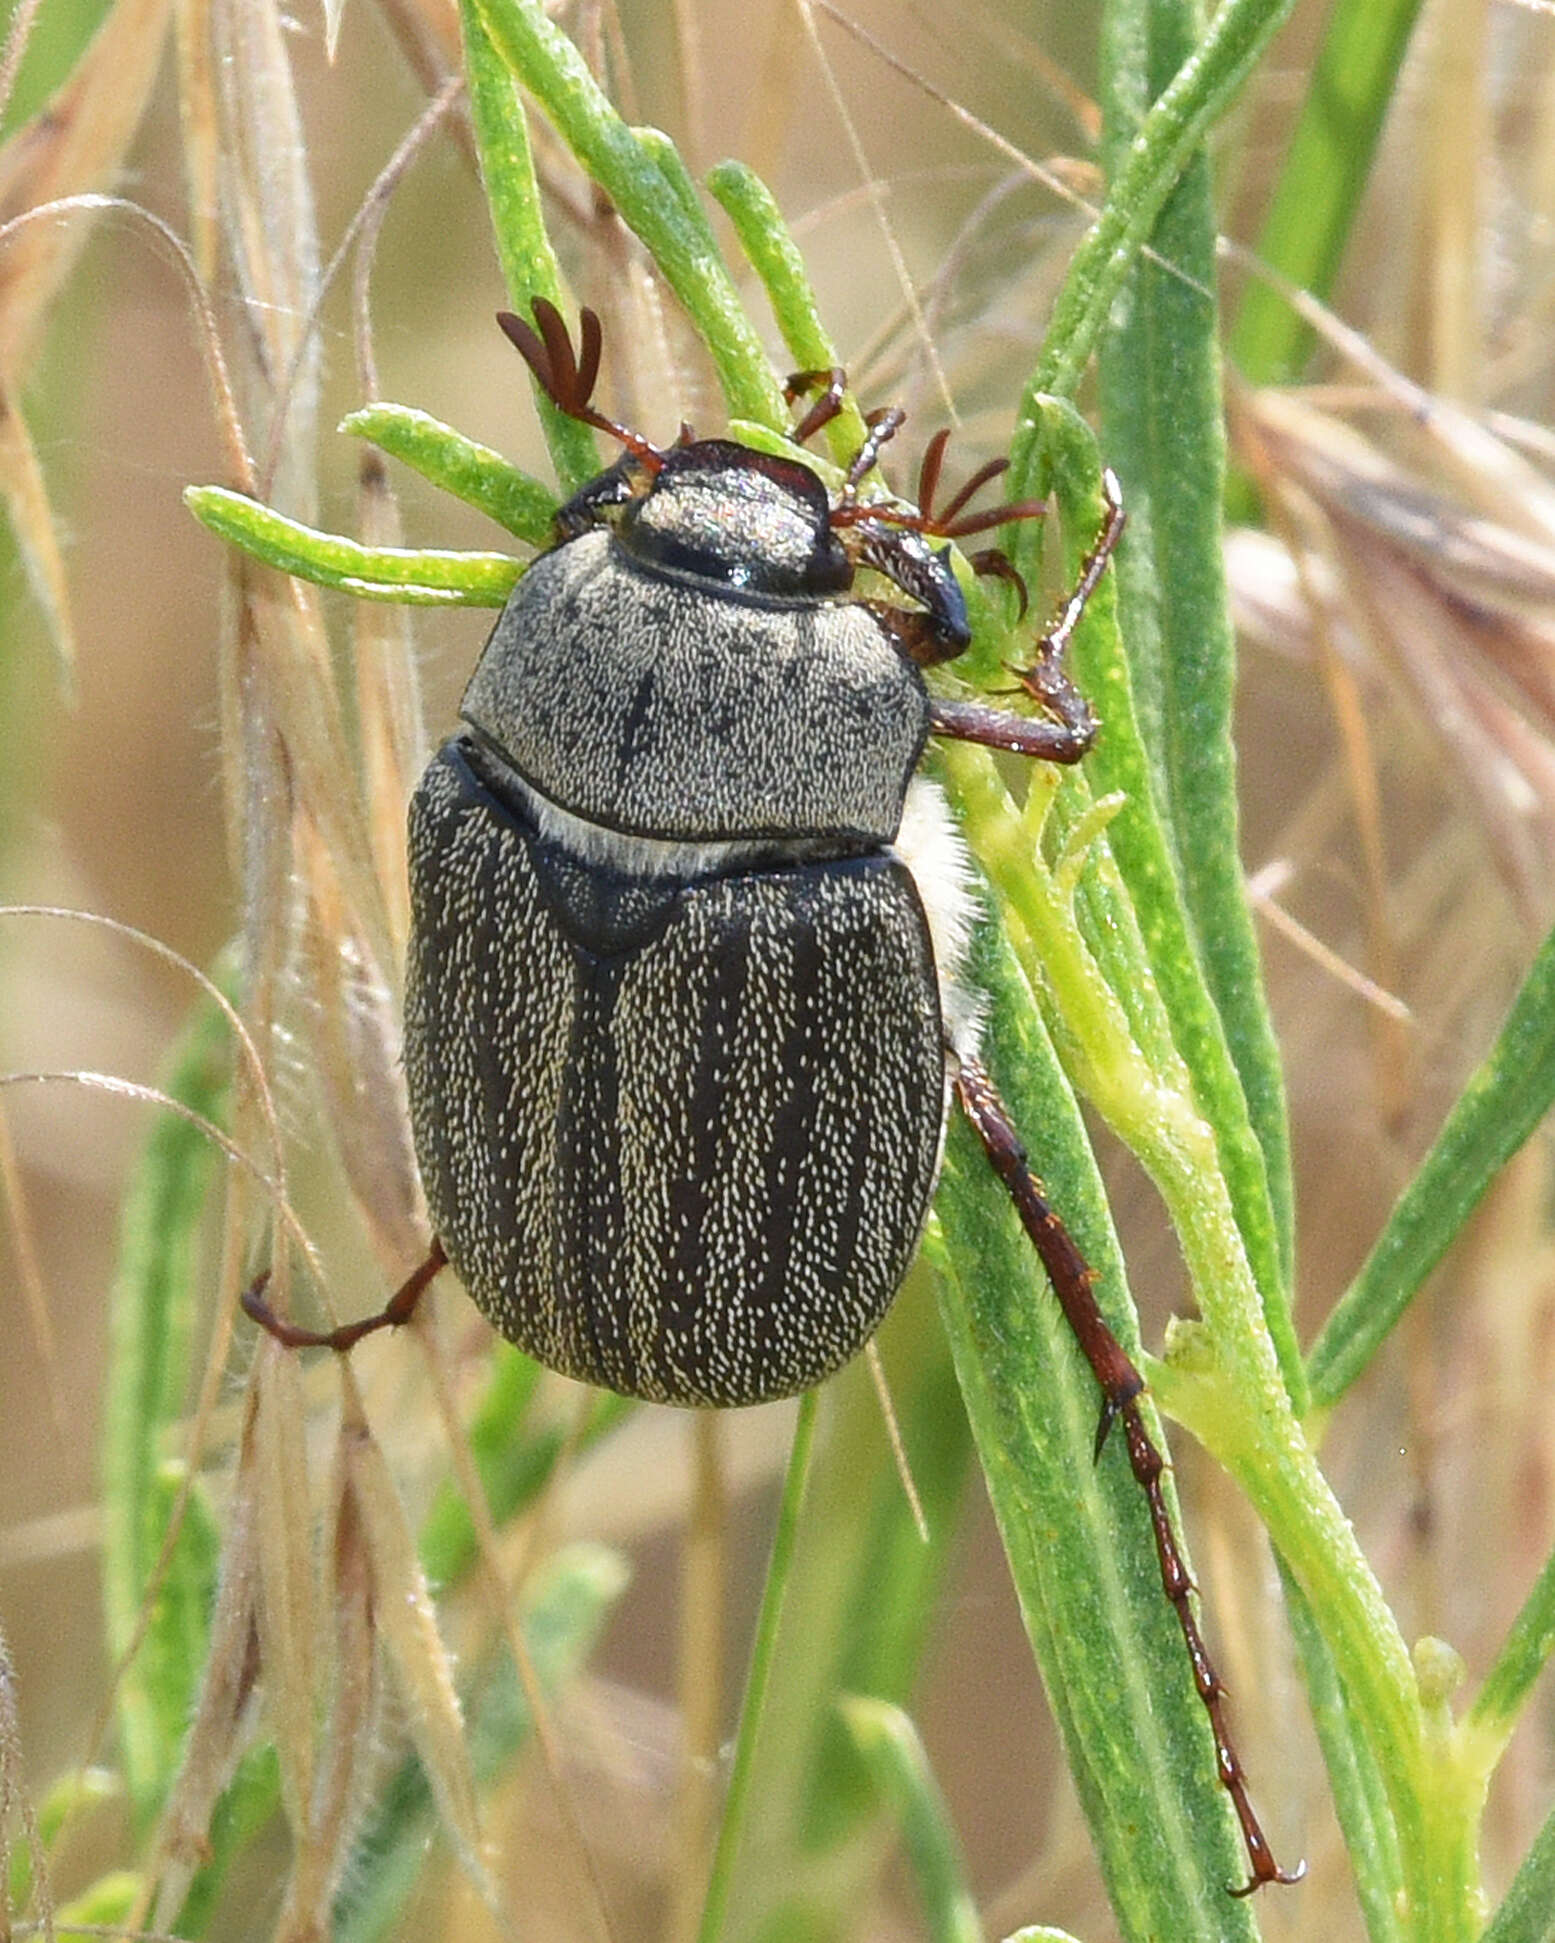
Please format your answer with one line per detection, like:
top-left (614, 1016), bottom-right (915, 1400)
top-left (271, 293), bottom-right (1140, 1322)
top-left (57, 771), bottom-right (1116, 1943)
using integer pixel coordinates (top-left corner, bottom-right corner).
top-left (929, 468), bottom-right (1123, 765)
top-left (928, 694), bottom-right (1095, 764)
top-left (241, 1238), bottom-right (448, 1353)
top-left (953, 1053), bottom-right (1300, 1896)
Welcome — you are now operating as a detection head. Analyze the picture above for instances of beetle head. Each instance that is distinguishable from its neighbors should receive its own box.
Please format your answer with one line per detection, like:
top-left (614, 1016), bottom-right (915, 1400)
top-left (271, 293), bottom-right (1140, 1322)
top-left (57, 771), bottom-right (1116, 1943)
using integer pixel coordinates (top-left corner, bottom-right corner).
top-left (500, 300), bottom-right (1037, 670)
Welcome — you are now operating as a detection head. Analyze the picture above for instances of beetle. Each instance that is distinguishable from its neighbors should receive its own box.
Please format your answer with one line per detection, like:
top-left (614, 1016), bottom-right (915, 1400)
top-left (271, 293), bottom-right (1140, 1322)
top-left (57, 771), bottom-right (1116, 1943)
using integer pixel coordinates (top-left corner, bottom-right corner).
top-left (244, 299), bottom-right (1295, 1891)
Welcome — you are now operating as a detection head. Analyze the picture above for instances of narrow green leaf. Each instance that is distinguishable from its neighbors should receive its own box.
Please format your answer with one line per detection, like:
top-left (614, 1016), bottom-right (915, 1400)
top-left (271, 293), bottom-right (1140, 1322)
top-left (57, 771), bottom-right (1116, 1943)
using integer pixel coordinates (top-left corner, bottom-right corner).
top-left (698, 1393), bottom-right (820, 1943)
top-left (472, 0), bottom-right (786, 429)
top-left (171, 1745), bottom-right (283, 1938)
top-left (1308, 919), bottom-right (1555, 1406)
top-left (340, 404), bottom-right (557, 546)
top-left (184, 486), bottom-right (520, 605)
top-left (731, 1279), bottom-right (972, 1939)
top-left (1095, 0), bottom-right (1299, 1374)
top-left (1468, 1545), bottom-right (1555, 1756)
top-left (836, 1698), bottom-right (981, 1943)
top-left (930, 917), bottom-right (1258, 1942)
top-left (54, 1871), bottom-right (143, 1931)
top-left (1481, 1803), bottom-right (1555, 1943)
top-left (418, 1346), bottom-right (630, 1591)
top-left (1228, 0), bottom-right (1430, 386)
top-left (1025, 0), bottom-right (1300, 400)
top-left (7, 1769), bottom-right (120, 1913)
top-left (459, 0), bottom-right (600, 493)
top-left (100, 985), bottom-right (230, 1822)
top-left (1279, 1562), bottom-right (1404, 1943)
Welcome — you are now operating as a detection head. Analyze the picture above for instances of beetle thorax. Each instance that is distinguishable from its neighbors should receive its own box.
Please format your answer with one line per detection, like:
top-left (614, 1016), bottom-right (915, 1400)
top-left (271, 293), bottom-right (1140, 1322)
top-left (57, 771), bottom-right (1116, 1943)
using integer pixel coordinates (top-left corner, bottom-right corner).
top-left (459, 524), bottom-right (932, 853)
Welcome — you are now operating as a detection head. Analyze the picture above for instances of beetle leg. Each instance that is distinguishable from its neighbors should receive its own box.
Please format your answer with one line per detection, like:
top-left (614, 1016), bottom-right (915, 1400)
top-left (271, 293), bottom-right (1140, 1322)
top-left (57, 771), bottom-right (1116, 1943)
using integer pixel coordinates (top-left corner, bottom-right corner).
top-left (241, 1238), bottom-right (448, 1354)
top-left (929, 694), bottom-right (1095, 764)
top-left (1007, 468), bottom-right (1125, 688)
top-left (953, 1054), bottom-right (1301, 1896)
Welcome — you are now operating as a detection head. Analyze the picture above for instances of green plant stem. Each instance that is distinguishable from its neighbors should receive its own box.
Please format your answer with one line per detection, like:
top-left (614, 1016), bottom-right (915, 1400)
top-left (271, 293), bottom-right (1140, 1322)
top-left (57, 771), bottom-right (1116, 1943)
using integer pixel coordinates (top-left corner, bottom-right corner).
top-left (460, 0), bottom-right (601, 494)
top-left (1228, 0), bottom-right (1430, 386)
top-left (944, 741), bottom-right (1485, 1940)
top-left (1026, 0), bottom-right (1299, 401)
top-left (696, 1392), bottom-right (819, 1943)
top-left (1096, 0), bottom-right (1299, 1340)
top-left (473, 0), bottom-right (786, 430)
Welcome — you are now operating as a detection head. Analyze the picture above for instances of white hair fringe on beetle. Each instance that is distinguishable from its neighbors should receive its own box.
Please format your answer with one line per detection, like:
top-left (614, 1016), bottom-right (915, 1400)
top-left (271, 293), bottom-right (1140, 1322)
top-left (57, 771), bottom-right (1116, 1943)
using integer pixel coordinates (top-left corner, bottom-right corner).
top-left (242, 297), bottom-right (1297, 1897)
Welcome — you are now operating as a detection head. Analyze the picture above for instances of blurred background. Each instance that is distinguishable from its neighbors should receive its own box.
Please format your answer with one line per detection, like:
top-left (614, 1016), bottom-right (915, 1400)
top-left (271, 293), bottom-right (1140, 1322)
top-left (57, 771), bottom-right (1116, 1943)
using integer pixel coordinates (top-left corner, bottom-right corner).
top-left (2, 0), bottom-right (1555, 1938)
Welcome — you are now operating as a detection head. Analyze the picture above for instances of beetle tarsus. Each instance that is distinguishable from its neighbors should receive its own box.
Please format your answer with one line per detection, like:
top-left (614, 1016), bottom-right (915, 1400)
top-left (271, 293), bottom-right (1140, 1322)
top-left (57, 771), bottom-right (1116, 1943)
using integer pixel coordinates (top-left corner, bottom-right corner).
top-left (953, 1054), bottom-right (1299, 1896)
top-left (241, 1239), bottom-right (448, 1355)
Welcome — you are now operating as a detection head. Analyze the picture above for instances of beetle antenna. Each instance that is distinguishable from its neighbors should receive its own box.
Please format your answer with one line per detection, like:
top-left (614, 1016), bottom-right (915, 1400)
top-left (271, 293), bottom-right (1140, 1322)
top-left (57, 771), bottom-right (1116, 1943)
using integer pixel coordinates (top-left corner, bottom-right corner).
top-left (831, 425), bottom-right (1046, 544)
top-left (498, 299), bottom-right (663, 470)
top-left (954, 1055), bottom-right (1304, 1897)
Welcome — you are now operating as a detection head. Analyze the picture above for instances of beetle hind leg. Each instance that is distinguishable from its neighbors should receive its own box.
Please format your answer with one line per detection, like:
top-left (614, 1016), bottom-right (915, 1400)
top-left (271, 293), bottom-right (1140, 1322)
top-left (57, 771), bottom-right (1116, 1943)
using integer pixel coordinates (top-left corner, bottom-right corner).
top-left (241, 1238), bottom-right (448, 1354)
top-left (952, 1053), bottom-right (1301, 1895)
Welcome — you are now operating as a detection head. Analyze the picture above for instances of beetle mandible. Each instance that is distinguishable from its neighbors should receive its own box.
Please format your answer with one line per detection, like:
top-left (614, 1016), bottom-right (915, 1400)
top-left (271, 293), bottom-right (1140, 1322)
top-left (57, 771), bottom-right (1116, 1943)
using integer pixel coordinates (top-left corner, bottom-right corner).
top-left (244, 299), bottom-right (1296, 1893)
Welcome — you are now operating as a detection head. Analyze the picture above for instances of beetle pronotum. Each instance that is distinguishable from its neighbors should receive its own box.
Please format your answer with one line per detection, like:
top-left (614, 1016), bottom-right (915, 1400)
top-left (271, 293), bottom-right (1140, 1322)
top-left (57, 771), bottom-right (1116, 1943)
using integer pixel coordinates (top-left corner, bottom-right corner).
top-left (246, 299), bottom-right (1296, 1894)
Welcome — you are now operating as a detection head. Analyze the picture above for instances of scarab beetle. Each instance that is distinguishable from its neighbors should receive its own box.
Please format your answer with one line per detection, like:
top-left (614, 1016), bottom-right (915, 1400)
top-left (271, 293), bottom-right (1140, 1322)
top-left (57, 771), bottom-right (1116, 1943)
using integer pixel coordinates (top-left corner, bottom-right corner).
top-left (243, 300), bottom-right (1295, 1891)
top-left (398, 304), bottom-right (1108, 1410)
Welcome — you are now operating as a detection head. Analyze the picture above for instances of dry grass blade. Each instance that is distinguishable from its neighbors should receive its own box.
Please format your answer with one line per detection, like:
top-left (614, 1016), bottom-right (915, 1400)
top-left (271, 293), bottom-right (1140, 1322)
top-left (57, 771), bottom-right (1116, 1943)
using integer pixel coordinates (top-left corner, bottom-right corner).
top-left (175, 0), bottom-right (221, 283)
top-left (0, 0), bottom-right (173, 375)
top-left (1235, 386), bottom-right (1555, 923)
top-left (0, 370), bottom-right (74, 681)
top-left (336, 1373), bottom-right (506, 1927)
top-left (0, 1092), bottom-right (65, 1445)
top-left (210, 0), bottom-right (321, 514)
top-left (250, 1342), bottom-right (321, 1843)
top-left (271, 1421), bottom-right (381, 1943)
top-left (351, 458), bottom-right (425, 960)
top-left (1243, 388), bottom-right (1555, 598)
top-left (144, 1468), bottom-right (261, 1934)
top-left (298, 822), bottom-right (424, 1271)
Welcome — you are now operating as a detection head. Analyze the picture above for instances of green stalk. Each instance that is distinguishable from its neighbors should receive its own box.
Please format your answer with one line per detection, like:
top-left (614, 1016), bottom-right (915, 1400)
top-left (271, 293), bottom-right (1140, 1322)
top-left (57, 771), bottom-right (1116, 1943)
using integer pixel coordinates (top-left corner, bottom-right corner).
top-left (1096, 0), bottom-right (1299, 1348)
top-left (473, 0), bottom-right (786, 430)
top-left (696, 1392), bottom-right (819, 1943)
top-left (1228, 0), bottom-right (1430, 386)
top-left (945, 734), bottom-right (1485, 1939)
top-left (1025, 0), bottom-right (1300, 401)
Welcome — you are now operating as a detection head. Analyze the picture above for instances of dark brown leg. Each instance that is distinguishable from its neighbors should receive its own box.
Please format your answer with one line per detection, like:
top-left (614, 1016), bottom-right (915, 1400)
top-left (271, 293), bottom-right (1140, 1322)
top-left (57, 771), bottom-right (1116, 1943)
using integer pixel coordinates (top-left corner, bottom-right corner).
top-left (931, 471), bottom-right (1125, 765)
top-left (954, 1055), bottom-right (1300, 1895)
top-left (929, 695), bottom-right (1095, 764)
top-left (241, 1238), bottom-right (448, 1353)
